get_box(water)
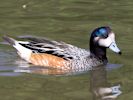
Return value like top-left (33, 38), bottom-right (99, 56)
top-left (0, 0), bottom-right (133, 100)
top-left (0, 48), bottom-right (123, 100)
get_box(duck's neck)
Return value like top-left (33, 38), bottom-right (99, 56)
top-left (90, 44), bottom-right (108, 64)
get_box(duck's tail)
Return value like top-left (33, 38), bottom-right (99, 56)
top-left (3, 35), bottom-right (32, 61)
top-left (3, 35), bottom-right (16, 46)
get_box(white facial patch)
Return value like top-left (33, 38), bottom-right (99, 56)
top-left (97, 32), bottom-right (115, 47)
top-left (98, 37), bottom-right (112, 47)
top-left (96, 32), bottom-right (121, 53)
top-left (109, 32), bottom-right (115, 42)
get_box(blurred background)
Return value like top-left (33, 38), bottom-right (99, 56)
top-left (0, 0), bottom-right (133, 100)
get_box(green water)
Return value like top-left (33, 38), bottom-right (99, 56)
top-left (0, 0), bottom-right (133, 100)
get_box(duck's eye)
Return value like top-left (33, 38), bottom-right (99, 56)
top-left (96, 28), bottom-right (108, 38)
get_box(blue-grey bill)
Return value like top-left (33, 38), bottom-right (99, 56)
top-left (109, 42), bottom-right (121, 54)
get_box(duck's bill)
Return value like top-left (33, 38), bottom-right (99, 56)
top-left (109, 42), bottom-right (122, 55)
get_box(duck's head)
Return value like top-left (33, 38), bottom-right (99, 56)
top-left (90, 26), bottom-right (121, 63)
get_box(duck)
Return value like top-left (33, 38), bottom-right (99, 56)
top-left (3, 26), bottom-right (122, 73)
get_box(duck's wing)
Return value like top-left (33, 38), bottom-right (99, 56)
top-left (18, 36), bottom-right (89, 61)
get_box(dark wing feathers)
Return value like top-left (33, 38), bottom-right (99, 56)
top-left (18, 36), bottom-right (89, 60)
top-left (19, 36), bottom-right (69, 48)
top-left (18, 36), bottom-right (75, 60)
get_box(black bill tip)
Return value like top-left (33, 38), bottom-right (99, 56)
top-left (118, 51), bottom-right (122, 55)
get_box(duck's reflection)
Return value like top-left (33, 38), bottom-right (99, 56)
top-left (90, 65), bottom-right (122, 100)
top-left (14, 60), bottom-right (122, 99)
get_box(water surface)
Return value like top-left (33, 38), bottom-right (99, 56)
top-left (0, 0), bottom-right (133, 100)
